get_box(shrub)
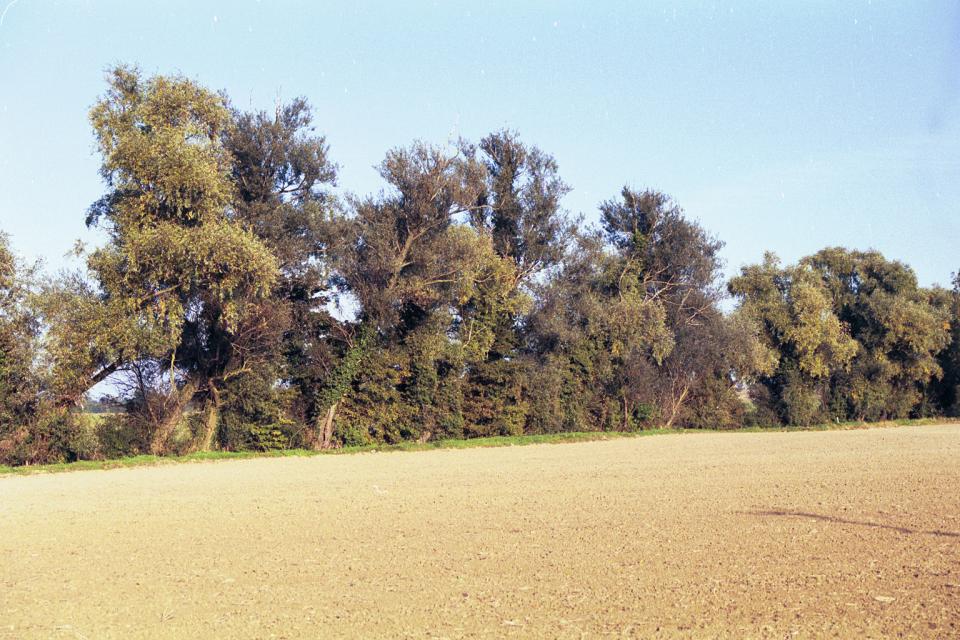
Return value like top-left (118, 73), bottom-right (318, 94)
top-left (0, 408), bottom-right (99, 465)
top-left (333, 421), bottom-right (372, 447)
top-left (95, 413), bottom-right (151, 459)
top-left (781, 379), bottom-right (825, 427)
top-left (248, 422), bottom-right (296, 451)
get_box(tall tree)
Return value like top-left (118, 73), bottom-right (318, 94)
top-left (598, 187), bottom-right (742, 427)
top-left (731, 253), bottom-right (860, 425)
top-left (0, 233), bottom-right (43, 463)
top-left (45, 66), bottom-right (278, 453)
top-left (526, 229), bottom-right (674, 433)
top-left (462, 131), bottom-right (572, 435)
top-left (197, 97), bottom-right (340, 450)
top-left (320, 142), bottom-right (495, 445)
top-left (468, 131), bottom-right (572, 285)
top-left (802, 248), bottom-right (950, 420)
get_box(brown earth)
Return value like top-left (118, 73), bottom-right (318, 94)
top-left (1, 425), bottom-right (959, 639)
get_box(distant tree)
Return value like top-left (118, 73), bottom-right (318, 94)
top-left (467, 130), bottom-right (572, 284)
top-left (599, 188), bottom-right (722, 318)
top-left (11, 63), bottom-right (960, 467)
top-left (731, 248), bottom-right (949, 425)
top-left (526, 228), bottom-right (674, 432)
top-left (802, 248), bottom-right (950, 420)
top-left (654, 308), bottom-right (775, 429)
top-left (525, 187), bottom-right (754, 432)
top-left (802, 247), bottom-right (949, 420)
top-left (598, 187), bottom-right (752, 428)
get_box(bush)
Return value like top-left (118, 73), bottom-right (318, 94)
top-left (333, 421), bottom-right (372, 447)
top-left (781, 379), bottom-right (825, 427)
top-left (248, 422), bottom-right (297, 451)
top-left (95, 413), bottom-right (151, 459)
top-left (0, 408), bottom-right (100, 466)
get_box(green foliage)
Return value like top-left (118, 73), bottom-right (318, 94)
top-left (743, 385), bottom-right (782, 428)
top-left (467, 130), bottom-right (572, 282)
top-left (730, 253), bottom-right (859, 424)
top-left (730, 254), bottom-right (857, 380)
top-left (1, 407), bottom-right (98, 466)
top-left (247, 423), bottom-right (295, 451)
top-left (333, 421), bottom-right (373, 448)
top-left (780, 372), bottom-right (826, 427)
top-left (933, 273), bottom-right (960, 415)
top-left (85, 66), bottom-right (277, 331)
top-left (523, 355), bottom-right (589, 434)
top-left (629, 403), bottom-right (656, 429)
top-left (226, 95), bottom-right (340, 448)
top-left (334, 347), bottom-right (417, 444)
top-left (462, 359), bottom-right (529, 437)
top-left (311, 324), bottom-right (371, 421)
top-left (95, 412), bottom-right (152, 459)
top-left (215, 368), bottom-right (293, 450)
top-left (0, 234), bottom-right (41, 456)
top-left (731, 249), bottom-right (950, 424)
top-left (5, 67), bottom-right (960, 467)
top-left (803, 248), bottom-right (949, 420)
top-left (40, 65), bottom-right (279, 459)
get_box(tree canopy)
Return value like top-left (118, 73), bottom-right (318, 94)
top-left (1, 66), bottom-right (957, 465)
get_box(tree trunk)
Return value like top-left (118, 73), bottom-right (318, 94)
top-left (622, 394), bottom-right (630, 431)
top-left (196, 383), bottom-right (222, 452)
top-left (149, 380), bottom-right (198, 455)
top-left (664, 383), bottom-right (690, 429)
top-left (309, 323), bottom-right (372, 450)
top-left (314, 401), bottom-right (338, 450)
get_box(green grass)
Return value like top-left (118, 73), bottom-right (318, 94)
top-left (1, 418), bottom-right (957, 477)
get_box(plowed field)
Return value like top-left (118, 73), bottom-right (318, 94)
top-left (2, 425), bottom-right (958, 638)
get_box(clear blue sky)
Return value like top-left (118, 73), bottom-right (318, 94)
top-left (1, 1), bottom-right (958, 287)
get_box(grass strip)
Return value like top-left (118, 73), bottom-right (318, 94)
top-left (1, 418), bottom-right (957, 476)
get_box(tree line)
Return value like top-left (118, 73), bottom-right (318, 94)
top-left (1, 66), bottom-right (958, 465)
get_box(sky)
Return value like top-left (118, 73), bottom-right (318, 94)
top-left (1, 0), bottom-right (958, 288)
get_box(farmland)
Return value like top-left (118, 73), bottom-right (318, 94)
top-left (2, 424), bottom-right (958, 638)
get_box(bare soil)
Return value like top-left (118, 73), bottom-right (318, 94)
top-left (1, 425), bottom-right (959, 639)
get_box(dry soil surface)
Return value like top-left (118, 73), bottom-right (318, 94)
top-left (1, 425), bottom-right (959, 639)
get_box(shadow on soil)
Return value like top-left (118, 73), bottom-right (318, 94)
top-left (743, 509), bottom-right (960, 538)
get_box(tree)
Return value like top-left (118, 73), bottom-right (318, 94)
top-left (598, 187), bottom-right (748, 428)
top-left (207, 97), bottom-right (340, 450)
top-left (653, 308), bottom-right (775, 429)
top-left (322, 142), bottom-right (507, 445)
top-left (0, 233), bottom-right (42, 462)
top-left (12, 64), bottom-right (960, 467)
top-left (45, 66), bottom-right (278, 453)
top-left (802, 248), bottom-right (950, 420)
top-left (931, 272), bottom-right (960, 415)
top-left (468, 130), bottom-right (572, 285)
top-left (525, 187), bottom-right (746, 433)
top-left (526, 229), bottom-right (674, 433)
top-left (729, 253), bottom-right (858, 425)
top-left (462, 131), bottom-right (572, 435)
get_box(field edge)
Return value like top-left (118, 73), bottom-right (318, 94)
top-left (2, 417), bottom-right (957, 477)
